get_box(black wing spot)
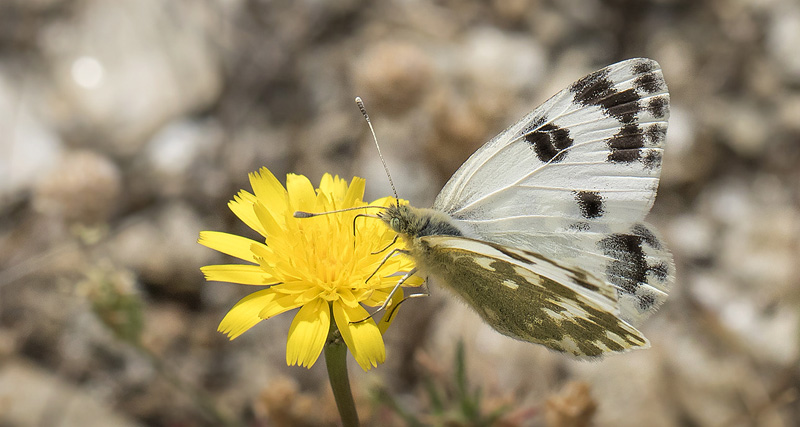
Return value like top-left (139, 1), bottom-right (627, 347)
top-left (641, 150), bottom-right (662, 170)
top-left (599, 224), bottom-right (669, 297)
top-left (529, 115), bottom-right (547, 129)
top-left (632, 61), bottom-right (662, 94)
top-left (572, 68), bottom-right (643, 123)
top-left (608, 149), bottom-right (641, 164)
top-left (599, 233), bottom-right (648, 295)
top-left (648, 97), bottom-right (668, 118)
top-left (607, 124), bottom-right (644, 163)
top-left (632, 61), bottom-right (655, 74)
top-left (574, 190), bottom-right (604, 219)
top-left (570, 69), bottom-right (615, 106)
top-left (569, 222), bottom-right (590, 231)
top-left (634, 72), bottom-right (663, 94)
top-left (638, 293), bottom-right (656, 310)
top-left (599, 89), bottom-right (640, 124)
top-left (649, 262), bottom-right (669, 282)
top-left (645, 124), bottom-right (667, 145)
top-left (524, 123), bottom-right (573, 163)
top-left (632, 224), bottom-right (662, 250)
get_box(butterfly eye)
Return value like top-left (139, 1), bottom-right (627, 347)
top-left (390, 217), bottom-right (400, 231)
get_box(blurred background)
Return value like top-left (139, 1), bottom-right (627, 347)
top-left (1, 0), bottom-right (799, 425)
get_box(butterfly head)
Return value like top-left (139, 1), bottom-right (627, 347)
top-left (378, 204), bottom-right (413, 236)
top-left (379, 204), bottom-right (464, 240)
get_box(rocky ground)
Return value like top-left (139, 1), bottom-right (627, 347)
top-left (1, 0), bottom-right (799, 426)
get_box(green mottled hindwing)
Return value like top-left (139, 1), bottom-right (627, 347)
top-left (415, 235), bottom-right (649, 356)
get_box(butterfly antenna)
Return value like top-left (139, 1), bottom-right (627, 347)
top-left (293, 205), bottom-right (386, 218)
top-left (355, 97), bottom-right (399, 205)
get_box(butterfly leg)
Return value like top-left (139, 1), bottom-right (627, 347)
top-left (411, 278), bottom-right (430, 299)
top-left (352, 213), bottom-right (381, 236)
top-left (376, 267), bottom-right (418, 312)
top-left (353, 267), bottom-right (418, 324)
top-left (381, 278), bottom-right (430, 323)
top-left (371, 234), bottom-right (399, 255)
top-left (365, 248), bottom-right (410, 283)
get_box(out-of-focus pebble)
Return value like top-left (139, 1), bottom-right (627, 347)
top-left (33, 150), bottom-right (121, 224)
top-left (354, 41), bottom-right (434, 115)
top-left (39, 0), bottom-right (222, 155)
top-left (0, 76), bottom-right (63, 199)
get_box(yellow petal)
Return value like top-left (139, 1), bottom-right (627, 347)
top-left (286, 174), bottom-right (316, 212)
top-left (286, 299), bottom-right (330, 368)
top-left (218, 289), bottom-right (276, 339)
top-left (273, 282), bottom-right (320, 294)
top-left (319, 173), bottom-right (334, 195)
top-left (314, 185), bottom-right (333, 211)
top-left (253, 201), bottom-right (284, 238)
top-left (250, 241), bottom-right (275, 263)
top-left (336, 177), bottom-right (350, 200)
top-left (300, 287), bottom-right (323, 302)
top-left (376, 270), bottom-right (424, 291)
top-left (228, 193), bottom-right (266, 237)
top-left (333, 302), bottom-right (385, 371)
top-left (319, 173), bottom-right (349, 200)
top-left (333, 175), bottom-right (350, 201)
top-left (259, 292), bottom-right (306, 319)
top-left (249, 167), bottom-right (288, 216)
top-left (198, 231), bottom-right (262, 263)
top-left (337, 288), bottom-right (360, 308)
top-left (201, 264), bottom-right (277, 285)
top-left (343, 177), bottom-right (366, 207)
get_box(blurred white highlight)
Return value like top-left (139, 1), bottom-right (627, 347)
top-left (71, 56), bottom-right (105, 89)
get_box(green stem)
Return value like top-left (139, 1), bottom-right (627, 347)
top-left (324, 320), bottom-right (360, 427)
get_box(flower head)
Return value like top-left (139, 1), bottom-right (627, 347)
top-left (198, 167), bottom-right (421, 370)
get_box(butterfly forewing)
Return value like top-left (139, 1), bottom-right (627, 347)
top-left (436, 58), bottom-right (668, 229)
top-left (418, 235), bottom-right (649, 357)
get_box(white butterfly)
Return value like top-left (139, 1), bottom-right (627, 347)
top-left (376, 58), bottom-right (674, 357)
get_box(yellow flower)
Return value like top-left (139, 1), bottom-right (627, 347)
top-left (198, 168), bottom-right (421, 370)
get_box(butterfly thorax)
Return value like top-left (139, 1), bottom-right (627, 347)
top-left (381, 205), bottom-right (463, 240)
top-left (380, 204), bottom-right (465, 277)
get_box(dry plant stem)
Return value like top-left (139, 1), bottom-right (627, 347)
top-left (325, 319), bottom-right (360, 427)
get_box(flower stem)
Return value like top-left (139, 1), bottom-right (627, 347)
top-left (325, 320), bottom-right (360, 427)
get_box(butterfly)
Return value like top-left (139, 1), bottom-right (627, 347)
top-left (375, 58), bottom-right (674, 357)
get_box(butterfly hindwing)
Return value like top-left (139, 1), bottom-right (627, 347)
top-left (417, 235), bottom-right (649, 357)
top-left (467, 221), bottom-right (674, 324)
